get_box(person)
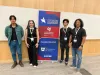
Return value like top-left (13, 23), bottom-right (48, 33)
top-left (5, 15), bottom-right (24, 69)
top-left (69, 19), bottom-right (86, 72)
top-left (25, 20), bottom-right (39, 67)
top-left (60, 19), bottom-right (72, 65)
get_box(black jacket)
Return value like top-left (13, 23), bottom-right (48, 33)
top-left (60, 27), bottom-right (72, 46)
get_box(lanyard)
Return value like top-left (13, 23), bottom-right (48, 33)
top-left (75, 28), bottom-right (80, 35)
top-left (63, 28), bottom-right (67, 34)
top-left (30, 28), bottom-right (34, 34)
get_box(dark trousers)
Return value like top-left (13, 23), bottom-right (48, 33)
top-left (28, 45), bottom-right (38, 66)
top-left (60, 44), bottom-right (69, 62)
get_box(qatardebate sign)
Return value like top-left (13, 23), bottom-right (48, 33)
top-left (38, 10), bottom-right (60, 60)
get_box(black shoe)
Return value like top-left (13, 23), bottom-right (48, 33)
top-left (11, 61), bottom-right (17, 69)
top-left (65, 62), bottom-right (68, 65)
top-left (59, 60), bottom-right (63, 63)
top-left (19, 60), bottom-right (24, 67)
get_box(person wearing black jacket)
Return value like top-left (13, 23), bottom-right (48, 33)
top-left (60, 19), bottom-right (72, 65)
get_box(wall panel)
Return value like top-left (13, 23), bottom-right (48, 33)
top-left (84, 0), bottom-right (96, 14)
top-left (64, 0), bottom-right (74, 12)
top-left (0, 40), bottom-right (100, 63)
top-left (3, 0), bottom-right (19, 6)
top-left (73, 0), bottom-right (86, 13)
top-left (94, 0), bottom-right (100, 15)
top-left (0, 0), bottom-right (3, 5)
top-left (19, 0), bottom-right (34, 8)
top-left (0, 0), bottom-right (100, 15)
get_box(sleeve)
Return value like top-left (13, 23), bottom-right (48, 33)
top-left (5, 27), bottom-right (8, 38)
top-left (82, 29), bottom-right (87, 37)
top-left (69, 28), bottom-right (72, 35)
top-left (60, 28), bottom-right (62, 38)
top-left (21, 26), bottom-right (24, 38)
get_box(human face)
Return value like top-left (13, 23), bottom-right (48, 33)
top-left (75, 20), bottom-right (81, 28)
top-left (29, 21), bottom-right (34, 28)
top-left (63, 21), bottom-right (68, 27)
top-left (10, 17), bottom-right (16, 24)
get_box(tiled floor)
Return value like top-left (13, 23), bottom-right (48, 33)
top-left (0, 56), bottom-right (100, 75)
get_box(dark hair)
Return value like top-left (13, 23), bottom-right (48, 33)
top-left (9, 15), bottom-right (16, 20)
top-left (63, 19), bottom-right (69, 23)
top-left (74, 19), bottom-right (84, 28)
top-left (26, 20), bottom-right (35, 29)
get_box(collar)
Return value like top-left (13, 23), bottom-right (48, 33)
top-left (75, 27), bottom-right (80, 30)
top-left (10, 24), bottom-right (18, 28)
top-left (30, 27), bottom-right (34, 30)
top-left (63, 26), bottom-right (68, 29)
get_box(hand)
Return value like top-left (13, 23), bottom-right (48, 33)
top-left (68, 43), bottom-right (72, 48)
top-left (35, 43), bottom-right (39, 48)
top-left (26, 43), bottom-right (29, 48)
top-left (78, 46), bottom-right (83, 50)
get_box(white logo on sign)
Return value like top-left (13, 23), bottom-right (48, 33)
top-left (41, 17), bottom-right (46, 23)
top-left (41, 47), bottom-right (46, 51)
top-left (47, 27), bottom-right (51, 32)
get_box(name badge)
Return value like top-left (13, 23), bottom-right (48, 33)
top-left (30, 38), bottom-right (34, 42)
top-left (64, 37), bottom-right (67, 41)
top-left (73, 39), bottom-right (77, 43)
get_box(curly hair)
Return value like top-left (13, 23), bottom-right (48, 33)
top-left (74, 19), bottom-right (84, 28)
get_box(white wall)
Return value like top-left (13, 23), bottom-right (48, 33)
top-left (0, 6), bottom-right (100, 40)
top-left (60, 12), bottom-right (100, 39)
top-left (0, 6), bottom-right (38, 40)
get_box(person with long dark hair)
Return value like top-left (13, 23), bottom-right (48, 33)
top-left (25, 20), bottom-right (39, 67)
top-left (69, 19), bottom-right (87, 72)
top-left (60, 19), bottom-right (72, 65)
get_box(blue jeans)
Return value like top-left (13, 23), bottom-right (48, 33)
top-left (72, 48), bottom-right (82, 69)
top-left (9, 40), bottom-right (22, 61)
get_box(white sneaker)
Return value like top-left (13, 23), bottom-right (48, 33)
top-left (30, 64), bottom-right (32, 66)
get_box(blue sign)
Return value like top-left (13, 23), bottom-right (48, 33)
top-left (38, 11), bottom-right (60, 27)
top-left (38, 10), bottom-right (60, 60)
top-left (38, 38), bottom-right (58, 60)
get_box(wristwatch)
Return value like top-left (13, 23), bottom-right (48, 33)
top-left (81, 45), bottom-right (83, 47)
